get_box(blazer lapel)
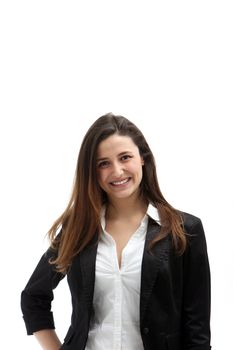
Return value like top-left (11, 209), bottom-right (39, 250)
top-left (79, 235), bottom-right (98, 312)
top-left (140, 218), bottom-right (169, 323)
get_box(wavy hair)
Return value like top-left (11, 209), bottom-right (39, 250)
top-left (48, 113), bottom-right (186, 273)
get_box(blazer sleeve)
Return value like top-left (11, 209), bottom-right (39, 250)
top-left (182, 217), bottom-right (211, 349)
top-left (20, 243), bottom-right (65, 335)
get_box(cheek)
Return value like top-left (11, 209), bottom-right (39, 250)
top-left (97, 170), bottom-right (108, 187)
top-left (128, 163), bottom-right (143, 176)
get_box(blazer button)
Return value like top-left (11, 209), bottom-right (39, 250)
top-left (143, 327), bottom-right (149, 334)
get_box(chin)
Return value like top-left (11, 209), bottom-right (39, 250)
top-left (111, 189), bottom-right (137, 200)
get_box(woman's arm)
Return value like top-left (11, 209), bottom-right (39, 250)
top-left (21, 243), bottom-right (65, 335)
top-left (182, 217), bottom-right (211, 349)
top-left (34, 329), bottom-right (62, 350)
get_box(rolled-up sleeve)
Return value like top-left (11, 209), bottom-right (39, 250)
top-left (21, 246), bottom-right (65, 335)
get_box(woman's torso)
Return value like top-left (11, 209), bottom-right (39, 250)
top-left (84, 210), bottom-right (149, 350)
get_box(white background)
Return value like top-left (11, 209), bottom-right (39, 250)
top-left (0, 1), bottom-right (232, 349)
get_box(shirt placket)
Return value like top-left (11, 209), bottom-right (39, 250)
top-left (112, 243), bottom-right (122, 350)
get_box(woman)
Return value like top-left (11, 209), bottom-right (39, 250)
top-left (21, 113), bottom-right (211, 350)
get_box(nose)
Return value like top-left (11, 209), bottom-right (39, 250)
top-left (112, 161), bottom-right (124, 177)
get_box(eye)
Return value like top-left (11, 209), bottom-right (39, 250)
top-left (121, 155), bottom-right (132, 161)
top-left (98, 160), bottom-right (109, 168)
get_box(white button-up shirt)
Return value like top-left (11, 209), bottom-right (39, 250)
top-left (85, 204), bottom-right (160, 350)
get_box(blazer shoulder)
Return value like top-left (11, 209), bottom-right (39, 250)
top-left (179, 210), bottom-right (201, 224)
top-left (177, 210), bottom-right (203, 235)
top-left (177, 211), bottom-right (209, 259)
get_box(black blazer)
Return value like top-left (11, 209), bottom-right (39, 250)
top-left (21, 212), bottom-right (211, 350)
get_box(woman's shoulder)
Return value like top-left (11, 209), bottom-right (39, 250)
top-left (175, 210), bottom-right (209, 253)
top-left (177, 209), bottom-right (204, 235)
top-left (176, 210), bottom-right (209, 262)
top-left (179, 210), bottom-right (201, 224)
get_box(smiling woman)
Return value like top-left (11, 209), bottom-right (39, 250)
top-left (21, 112), bottom-right (211, 350)
top-left (96, 134), bottom-right (144, 201)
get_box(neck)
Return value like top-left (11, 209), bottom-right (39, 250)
top-left (106, 195), bottom-right (148, 221)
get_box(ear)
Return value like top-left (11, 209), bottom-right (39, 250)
top-left (141, 157), bottom-right (144, 166)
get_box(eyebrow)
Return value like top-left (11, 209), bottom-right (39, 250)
top-left (96, 151), bottom-right (133, 162)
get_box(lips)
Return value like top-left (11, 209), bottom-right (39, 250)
top-left (110, 177), bottom-right (131, 186)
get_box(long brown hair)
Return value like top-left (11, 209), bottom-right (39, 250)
top-left (48, 113), bottom-right (186, 273)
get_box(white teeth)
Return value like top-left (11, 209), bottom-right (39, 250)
top-left (111, 178), bottom-right (129, 185)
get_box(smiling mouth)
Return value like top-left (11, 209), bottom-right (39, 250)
top-left (110, 177), bottom-right (131, 186)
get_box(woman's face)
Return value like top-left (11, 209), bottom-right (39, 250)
top-left (96, 134), bottom-right (144, 202)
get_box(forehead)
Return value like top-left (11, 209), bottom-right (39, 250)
top-left (97, 134), bottom-right (139, 157)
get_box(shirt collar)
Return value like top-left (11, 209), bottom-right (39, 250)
top-left (146, 203), bottom-right (161, 224)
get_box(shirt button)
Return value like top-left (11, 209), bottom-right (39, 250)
top-left (143, 327), bottom-right (149, 334)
